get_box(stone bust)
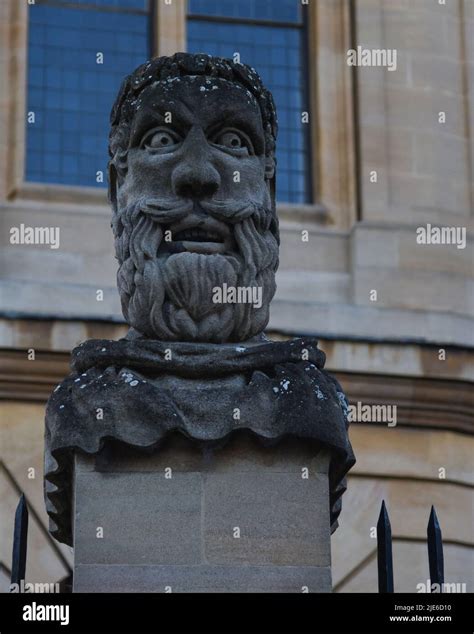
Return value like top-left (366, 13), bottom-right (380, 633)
top-left (108, 53), bottom-right (279, 343)
top-left (44, 53), bottom-right (354, 546)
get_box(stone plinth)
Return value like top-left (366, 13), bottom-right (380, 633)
top-left (72, 433), bottom-right (332, 592)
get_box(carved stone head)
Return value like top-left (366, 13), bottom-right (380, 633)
top-left (108, 53), bottom-right (279, 342)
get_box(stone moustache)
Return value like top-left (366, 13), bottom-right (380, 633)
top-left (44, 54), bottom-right (355, 546)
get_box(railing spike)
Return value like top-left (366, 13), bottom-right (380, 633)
top-left (10, 493), bottom-right (28, 589)
top-left (377, 499), bottom-right (394, 593)
top-left (427, 505), bottom-right (444, 592)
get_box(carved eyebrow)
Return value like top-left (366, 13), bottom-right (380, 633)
top-left (129, 95), bottom-right (265, 152)
top-left (206, 113), bottom-right (264, 154)
top-left (130, 110), bottom-right (164, 147)
top-left (129, 107), bottom-right (189, 147)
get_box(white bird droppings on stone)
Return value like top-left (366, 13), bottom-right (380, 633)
top-left (314, 385), bottom-right (326, 400)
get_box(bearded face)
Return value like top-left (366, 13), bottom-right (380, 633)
top-left (110, 76), bottom-right (279, 343)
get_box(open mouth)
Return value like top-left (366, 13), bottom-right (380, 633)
top-left (172, 228), bottom-right (224, 243)
top-left (157, 211), bottom-right (236, 256)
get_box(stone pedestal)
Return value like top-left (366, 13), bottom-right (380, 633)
top-left (72, 433), bottom-right (332, 592)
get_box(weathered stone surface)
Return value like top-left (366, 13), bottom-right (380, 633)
top-left (203, 469), bottom-right (330, 566)
top-left (74, 470), bottom-right (202, 566)
top-left (74, 563), bottom-right (332, 593)
top-left (46, 335), bottom-right (353, 546)
top-left (72, 440), bottom-right (333, 592)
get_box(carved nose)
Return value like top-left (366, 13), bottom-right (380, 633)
top-left (172, 163), bottom-right (221, 200)
top-left (172, 128), bottom-right (221, 200)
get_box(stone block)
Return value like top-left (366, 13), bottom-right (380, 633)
top-left (73, 470), bottom-right (202, 566)
top-left (276, 271), bottom-right (350, 304)
top-left (72, 436), bottom-right (333, 592)
top-left (203, 470), bottom-right (330, 566)
top-left (352, 267), bottom-right (471, 316)
top-left (74, 563), bottom-right (332, 593)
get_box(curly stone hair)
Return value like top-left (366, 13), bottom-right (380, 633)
top-left (108, 52), bottom-right (278, 178)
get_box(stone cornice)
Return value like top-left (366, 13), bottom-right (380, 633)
top-left (0, 348), bottom-right (471, 435)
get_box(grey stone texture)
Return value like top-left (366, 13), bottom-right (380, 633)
top-left (74, 564), bottom-right (332, 593)
top-left (46, 336), bottom-right (354, 547)
top-left (73, 435), bottom-right (332, 592)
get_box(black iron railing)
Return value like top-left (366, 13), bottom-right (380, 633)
top-left (377, 500), bottom-right (445, 593)
top-left (10, 493), bottom-right (445, 593)
top-left (10, 493), bottom-right (28, 588)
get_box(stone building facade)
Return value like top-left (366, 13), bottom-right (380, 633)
top-left (0, 0), bottom-right (472, 592)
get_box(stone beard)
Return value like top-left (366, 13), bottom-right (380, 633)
top-left (114, 196), bottom-right (278, 343)
top-left (109, 58), bottom-right (280, 343)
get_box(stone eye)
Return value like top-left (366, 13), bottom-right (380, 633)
top-left (214, 130), bottom-right (250, 151)
top-left (142, 129), bottom-right (180, 150)
top-left (218, 132), bottom-right (242, 148)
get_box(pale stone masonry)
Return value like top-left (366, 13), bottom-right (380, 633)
top-left (73, 440), bottom-right (332, 593)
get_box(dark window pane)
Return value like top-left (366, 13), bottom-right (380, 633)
top-left (26, 4), bottom-right (150, 186)
top-left (188, 0), bottom-right (301, 23)
top-left (55, 0), bottom-right (148, 9)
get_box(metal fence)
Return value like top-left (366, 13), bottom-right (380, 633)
top-left (377, 499), bottom-right (444, 593)
top-left (10, 493), bottom-right (28, 589)
top-left (10, 493), bottom-right (445, 593)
